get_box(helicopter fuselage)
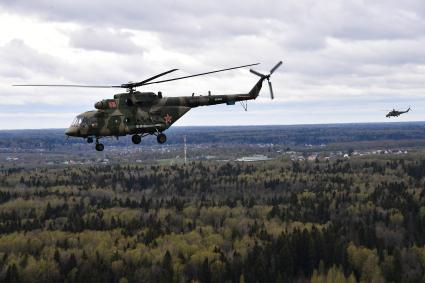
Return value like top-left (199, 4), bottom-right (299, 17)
top-left (65, 78), bottom-right (264, 139)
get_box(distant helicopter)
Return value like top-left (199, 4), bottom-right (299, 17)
top-left (385, 107), bottom-right (411, 118)
top-left (15, 61), bottom-right (282, 151)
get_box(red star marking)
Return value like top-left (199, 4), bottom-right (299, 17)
top-left (164, 114), bottom-right (172, 125)
top-left (108, 101), bottom-right (117, 108)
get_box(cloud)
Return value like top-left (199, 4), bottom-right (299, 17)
top-left (68, 28), bottom-right (142, 54)
top-left (0, 39), bottom-right (60, 79)
top-left (0, 1), bottom-right (425, 129)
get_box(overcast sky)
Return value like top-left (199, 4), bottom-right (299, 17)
top-left (0, 0), bottom-right (424, 129)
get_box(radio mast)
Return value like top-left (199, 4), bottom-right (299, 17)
top-left (184, 135), bottom-right (187, 164)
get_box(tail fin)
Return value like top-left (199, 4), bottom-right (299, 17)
top-left (248, 78), bottom-right (266, 98)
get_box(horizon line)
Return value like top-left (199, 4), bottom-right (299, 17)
top-left (0, 120), bottom-right (424, 131)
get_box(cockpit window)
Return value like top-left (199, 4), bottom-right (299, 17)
top-left (81, 117), bottom-right (89, 126)
top-left (71, 117), bottom-right (82, 126)
top-left (71, 116), bottom-right (97, 127)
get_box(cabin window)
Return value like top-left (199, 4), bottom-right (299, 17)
top-left (89, 117), bottom-right (98, 128)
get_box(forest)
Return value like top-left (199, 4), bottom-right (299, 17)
top-left (0, 152), bottom-right (424, 282)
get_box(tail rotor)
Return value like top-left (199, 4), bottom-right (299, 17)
top-left (268, 81), bottom-right (274, 100)
top-left (250, 61), bottom-right (282, 99)
top-left (270, 61), bottom-right (283, 74)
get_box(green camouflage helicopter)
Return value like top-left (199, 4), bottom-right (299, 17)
top-left (15, 61), bottom-right (282, 151)
top-left (385, 107), bottom-right (411, 118)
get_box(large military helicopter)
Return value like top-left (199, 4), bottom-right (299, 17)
top-left (15, 61), bottom-right (282, 151)
top-left (385, 107), bottom-right (411, 118)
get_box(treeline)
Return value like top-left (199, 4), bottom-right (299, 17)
top-left (1, 123), bottom-right (425, 150)
top-left (0, 155), bottom-right (424, 281)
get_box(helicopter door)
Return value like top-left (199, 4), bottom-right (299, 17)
top-left (107, 115), bottom-right (125, 136)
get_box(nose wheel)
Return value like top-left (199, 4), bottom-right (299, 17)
top-left (95, 139), bottom-right (104, 151)
top-left (131, 134), bottom-right (141, 144)
top-left (95, 143), bottom-right (104, 151)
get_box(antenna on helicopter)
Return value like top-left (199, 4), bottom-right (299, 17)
top-left (249, 61), bottom-right (282, 99)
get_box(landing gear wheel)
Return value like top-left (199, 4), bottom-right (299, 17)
top-left (95, 143), bottom-right (104, 151)
top-left (87, 137), bottom-right (94, 143)
top-left (132, 134), bottom-right (141, 144)
top-left (157, 133), bottom-right (167, 144)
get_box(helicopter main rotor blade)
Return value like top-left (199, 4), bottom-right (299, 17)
top-left (121, 68), bottom-right (178, 88)
top-left (13, 84), bottom-right (118, 88)
top-left (13, 69), bottom-right (179, 89)
top-left (270, 61), bottom-right (283, 74)
top-left (143, 63), bottom-right (260, 85)
top-left (14, 63), bottom-right (259, 89)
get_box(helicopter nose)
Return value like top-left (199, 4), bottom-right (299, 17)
top-left (65, 127), bottom-right (79, 137)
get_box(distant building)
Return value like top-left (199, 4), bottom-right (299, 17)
top-left (236, 155), bottom-right (272, 162)
top-left (307, 155), bottom-right (318, 161)
top-left (292, 156), bottom-right (305, 162)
